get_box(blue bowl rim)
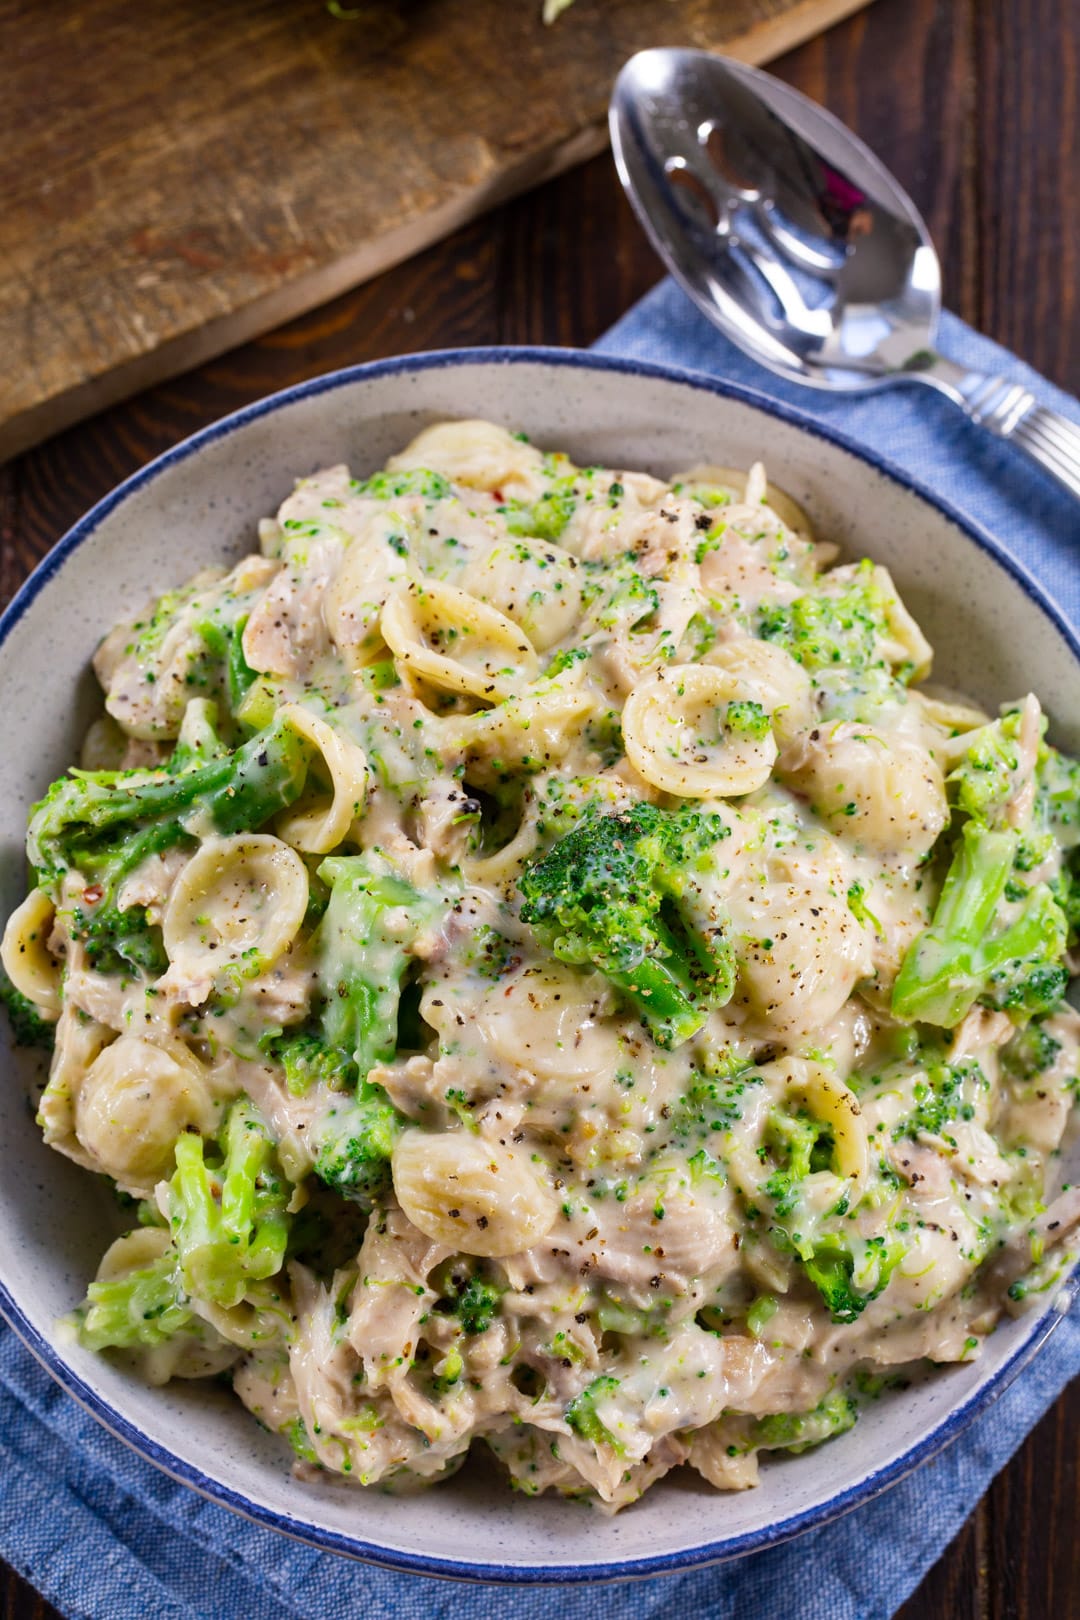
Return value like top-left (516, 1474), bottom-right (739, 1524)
top-left (0, 343), bottom-right (1077, 1585)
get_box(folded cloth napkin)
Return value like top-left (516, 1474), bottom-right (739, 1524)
top-left (1, 281), bottom-right (1078, 1620)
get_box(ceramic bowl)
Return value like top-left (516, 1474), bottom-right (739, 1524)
top-left (1, 350), bottom-right (1077, 1582)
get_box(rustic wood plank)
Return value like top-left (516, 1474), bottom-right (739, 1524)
top-left (977, 1379), bottom-right (1080, 1620)
top-left (972, 0), bottom-right (1079, 385)
top-left (0, 0), bottom-right (874, 461)
top-left (0, 1561), bottom-right (61, 1620)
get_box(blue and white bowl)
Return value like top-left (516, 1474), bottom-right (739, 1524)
top-left (0, 350), bottom-right (1076, 1581)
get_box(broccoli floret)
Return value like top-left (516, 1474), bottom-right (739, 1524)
top-left (1033, 736), bottom-right (1080, 942)
top-left (757, 562), bottom-right (898, 679)
top-left (25, 712), bottom-right (314, 981)
top-left (518, 804), bottom-right (735, 1049)
top-left (542, 646), bottom-right (590, 679)
top-left (77, 1242), bottom-right (192, 1351)
top-left (896, 705), bottom-right (1075, 1026)
top-left (267, 850), bottom-right (447, 1203)
top-left (1035, 737), bottom-right (1080, 850)
top-left (456, 1275), bottom-right (503, 1335)
top-left (311, 1083), bottom-right (406, 1208)
top-left (753, 1390), bottom-right (856, 1452)
top-left (313, 852), bottom-right (450, 1081)
top-left (762, 1108), bottom-right (832, 1216)
top-left (724, 699), bottom-right (770, 740)
top-left (69, 897), bottom-right (168, 977)
top-left (670, 1058), bottom-right (761, 1145)
top-left (752, 1097), bottom-right (904, 1324)
top-left (797, 1234), bottom-right (903, 1326)
top-left (353, 468), bottom-right (452, 502)
top-left (262, 1028), bottom-right (357, 1097)
top-left (565, 1374), bottom-right (624, 1453)
top-left (168, 1099), bottom-right (290, 1308)
top-left (1000, 1019), bottom-right (1064, 1082)
top-left (503, 474), bottom-right (578, 543)
top-left (948, 709), bottom-right (1026, 825)
top-left (894, 1055), bottom-right (985, 1140)
top-left (948, 705), bottom-right (1078, 850)
top-left (456, 923), bottom-right (517, 981)
top-left (0, 971), bottom-right (55, 1050)
top-left (581, 559), bottom-right (660, 635)
top-left (433, 1266), bottom-right (504, 1335)
top-left (892, 823), bottom-right (1067, 1027)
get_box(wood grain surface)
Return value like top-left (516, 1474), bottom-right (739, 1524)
top-left (1, 0), bottom-right (1078, 1615)
top-left (0, 0), bottom-right (873, 462)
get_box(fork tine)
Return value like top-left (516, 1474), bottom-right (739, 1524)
top-left (1019, 407), bottom-right (1080, 461)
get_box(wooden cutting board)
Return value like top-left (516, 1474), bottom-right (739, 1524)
top-left (0, 0), bottom-right (873, 461)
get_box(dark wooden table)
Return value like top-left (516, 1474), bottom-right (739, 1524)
top-left (2, 0), bottom-right (1077, 1614)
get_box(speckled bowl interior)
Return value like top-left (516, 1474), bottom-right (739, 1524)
top-left (1, 350), bottom-right (1077, 1582)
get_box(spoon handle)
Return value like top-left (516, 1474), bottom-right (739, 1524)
top-left (941, 368), bottom-right (1080, 501)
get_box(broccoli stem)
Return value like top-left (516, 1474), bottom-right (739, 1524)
top-left (607, 948), bottom-right (706, 1048)
top-left (892, 823), bottom-right (1065, 1027)
top-left (315, 854), bottom-right (444, 1081)
top-left (193, 613), bottom-right (257, 716)
top-left (169, 1100), bottom-right (290, 1308)
top-left (29, 711), bottom-right (313, 888)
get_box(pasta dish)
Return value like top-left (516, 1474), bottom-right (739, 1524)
top-left (3, 420), bottom-right (1078, 1511)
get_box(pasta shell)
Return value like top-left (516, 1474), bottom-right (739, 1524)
top-left (1, 886), bottom-right (60, 1017)
top-left (74, 1034), bottom-right (218, 1190)
top-left (392, 1129), bottom-right (557, 1258)
top-left (162, 833), bottom-right (309, 977)
top-left (622, 663), bottom-right (778, 797)
top-left (275, 704), bottom-right (369, 855)
top-left (381, 579), bottom-right (540, 704)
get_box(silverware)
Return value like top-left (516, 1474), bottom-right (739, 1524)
top-left (610, 49), bottom-right (1080, 501)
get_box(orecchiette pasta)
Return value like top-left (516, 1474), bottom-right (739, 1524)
top-left (774, 1057), bottom-right (870, 1184)
top-left (391, 1128), bottom-right (557, 1257)
top-left (9, 420), bottom-right (1078, 1519)
top-left (1, 887), bottom-right (61, 1016)
top-left (460, 536), bottom-right (584, 651)
top-left (322, 505), bottom-right (413, 667)
top-left (275, 704), bottom-right (369, 855)
top-left (162, 834), bottom-right (308, 979)
top-left (441, 679), bottom-right (595, 784)
top-left (88, 1228), bottom-right (239, 1384)
top-left (387, 419), bottom-right (546, 499)
top-left (381, 579), bottom-right (540, 703)
top-left (622, 663), bottom-right (778, 796)
top-left (777, 721), bottom-right (948, 857)
top-left (74, 1035), bottom-right (218, 1190)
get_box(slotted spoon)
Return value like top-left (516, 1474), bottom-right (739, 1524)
top-left (610, 49), bottom-right (1080, 501)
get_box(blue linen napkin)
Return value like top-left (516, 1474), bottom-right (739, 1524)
top-left (1, 281), bottom-right (1078, 1620)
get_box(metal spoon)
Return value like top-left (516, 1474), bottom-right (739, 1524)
top-left (610, 48), bottom-right (1080, 500)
